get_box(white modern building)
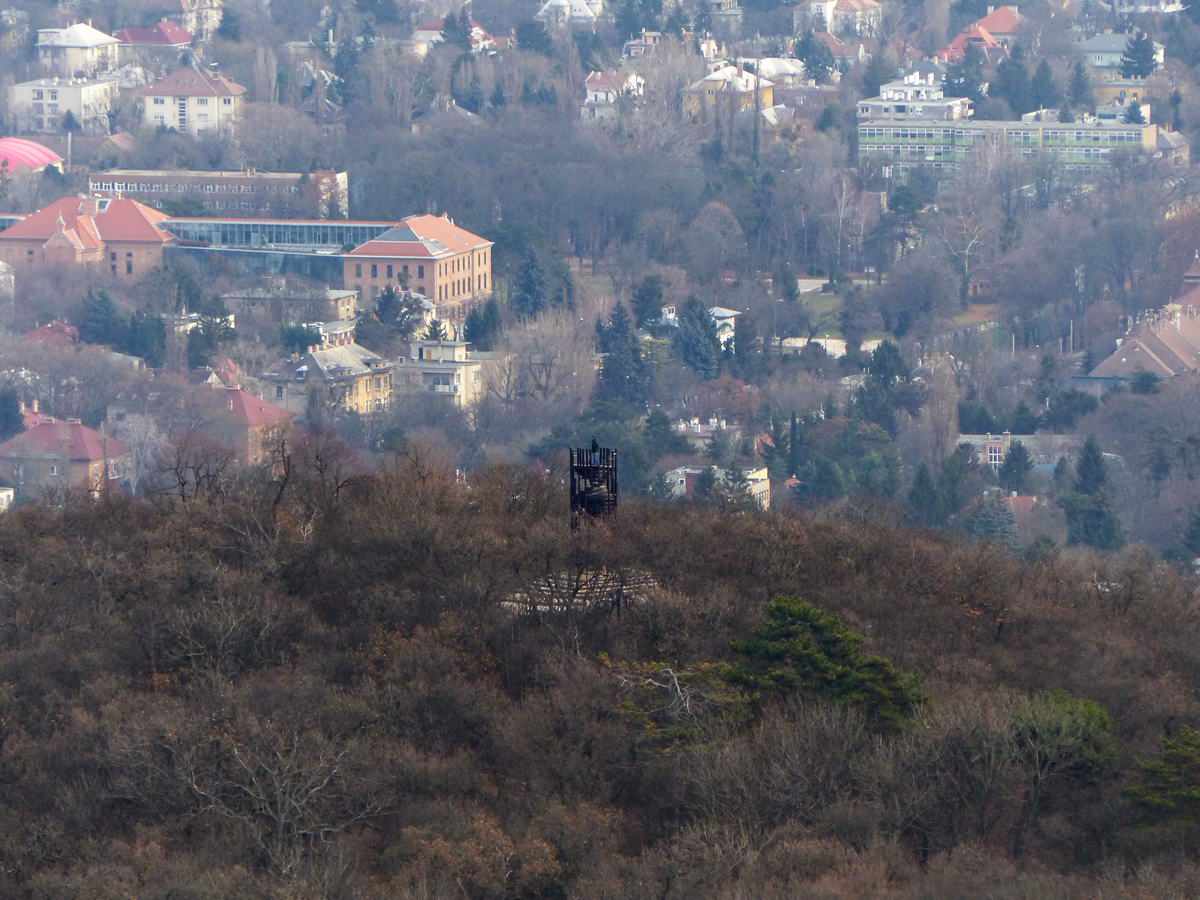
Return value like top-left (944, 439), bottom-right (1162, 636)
top-left (36, 23), bottom-right (120, 76)
top-left (10, 75), bottom-right (120, 134)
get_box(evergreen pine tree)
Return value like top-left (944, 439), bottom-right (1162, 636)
top-left (993, 45), bottom-right (1031, 115)
top-left (908, 463), bottom-right (941, 527)
top-left (722, 463), bottom-right (755, 509)
top-left (1121, 31), bottom-right (1158, 78)
top-left (1068, 61), bottom-right (1094, 112)
top-left (962, 493), bottom-right (1018, 549)
top-left (1125, 99), bottom-right (1146, 124)
top-left (672, 296), bottom-right (722, 380)
top-left (1030, 59), bottom-right (1061, 111)
top-left (644, 408), bottom-right (690, 457)
top-left (78, 288), bottom-right (124, 347)
top-left (998, 440), bottom-right (1034, 493)
top-left (945, 43), bottom-right (986, 101)
top-left (631, 275), bottom-right (664, 326)
top-left (860, 51), bottom-right (896, 98)
top-left (795, 31), bottom-right (835, 85)
top-left (1074, 435), bottom-right (1108, 495)
top-left (594, 302), bottom-right (653, 408)
top-left (693, 466), bottom-right (719, 506)
top-left (705, 427), bottom-right (732, 463)
top-left (0, 388), bottom-right (22, 441)
top-left (424, 319), bottom-right (448, 341)
top-left (1011, 400), bottom-right (1039, 434)
top-left (787, 413), bottom-right (804, 477)
top-left (510, 247), bottom-right (549, 319)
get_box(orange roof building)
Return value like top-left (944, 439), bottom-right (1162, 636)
top-left (938, 24), bottom-right (1007, 62)
top-left (135, 66), bottom-right (246, 136)
top-left (974, 5), bottom-right (1022, 42)
top-left (0, 416), bottom-right (128, 496)
top-left (343, 213), bottom-right (493, 313)
top-left (0, 195), bottom-right (173, 278)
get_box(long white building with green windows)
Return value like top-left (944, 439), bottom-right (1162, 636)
top-left (857, 117), bottom-right (1158, 173)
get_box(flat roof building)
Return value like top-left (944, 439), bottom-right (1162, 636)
top-left (858, 117), bottom-right (1157, 172)
top-left (89, 168), bottom-right (349, 218)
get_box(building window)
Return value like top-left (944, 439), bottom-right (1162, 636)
top-left (49, 464), bottom-right (59, 476)
top-left (370, 264), bottom-right (377, 278)
top-left (276, 386), bottom-right (284, 399)
top-left (418, 265), bottom-right (424, 279)
top-left (386, 264), bottom-right (393, 278)
top-left (197, 97), bottom-right (209, 105)
top-left (355, 263), bottom-right (362, 277)
top-left (988, 445), bottom-right (1003, 467)
top-left (223, 98), bottom-right (232, 105)
top-left (126, 260), bottom-right (133, 274)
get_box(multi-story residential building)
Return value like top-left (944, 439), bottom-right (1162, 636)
top-left (135, 66), bottom-right (246, 136)
top-left (857, 117), bottom-right (1157, 172)
top-left (0, 413), bottom-right (128, 497)
top-left (88, 168), bottom-right (349, 218)
top-left (263, 341), bottom-right (396, 419)
top-left (856, 72), bottom-right (973, 120)
top-left (536, 0), bottom-right (605, 29)
top-left (221, 281), bottom-right (359, 324)
top-left (580, 70), bottom-right (646, 120)
top-left (683, 66), bottom-right (775, 120)
top-left (0, 195), bottom-right (174, 278)
top-left (36, 23), bottom-right (120, 76)
top-left (793, 0), bottom-right (881, 37)
top-left (213, 387), bottom-right (293, 466)
top-left (395, 339), bottom-right (483, 407)
top-left (1077, 33), bottom-right (1163, 75)
top-left (937, 24), bottom-right (1007, 63)
top-left (343, 214), bottom-right (493, 313)
top-left (10, 76), bottom-right (120, 134)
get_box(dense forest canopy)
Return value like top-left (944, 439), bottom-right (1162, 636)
top-left (0, 455), bottom-right (1197, 896)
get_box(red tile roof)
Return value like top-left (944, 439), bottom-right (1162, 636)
top-left (0, 419), bottom-right (126, 462)
top-left (21, 321), bottom-right (80, 345)
top-left (975, 5), bottom-right (1021, 33)
top-left (220, 388), bottom-right (293, 427)
top-left (136, 66), bottom-right (246, 98)
top-left (347, 213), bottom-right (492, 259)
top-left (116, 21), bottom-right (193, 46)
top-left (939, 24), bottom-right (1003, 61)
top-left (0, 196), bottom-right (173, 245)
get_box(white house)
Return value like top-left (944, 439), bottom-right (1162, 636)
top-left (580, 70), bottom-right (646, 120)
top-left (660, 304), bottom-right (742, 344)
top-left (856, 70), bottom-right (973, 120)
top-left (10, 75), bottom-right (120, 134)
top-left (537, 0), bottom-right (604, 29)
top-left (793, 0), bottom-right (882, 37)
top-left (134, 66), bottom-right (246, 136)
top-left (36, 23), bottom-right (120, 76)
top-left (1076, 33), bottom-right (1164, 74)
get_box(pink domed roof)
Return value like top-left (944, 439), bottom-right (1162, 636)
top-left (0, 138), bottom-right (63, 174)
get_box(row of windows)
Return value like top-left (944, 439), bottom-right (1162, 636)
top-left (862, 127), bottom-right (1143, 146)
top-left (151, 96), bottom-right (233, 105)
top-left (93, 181), bottom-right (300, 195)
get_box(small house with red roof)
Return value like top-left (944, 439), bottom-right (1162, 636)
top-left (0, 195), bottom-right (174, 278)
top-left (938, 24), bottom-right (1008, 63)
top-left (116, 21), bottom-right (193, 49)
top-left (0, 416), bottom-right (128, 496)
top-left (135, 66), bottom-right (246, 136)
top-left (210, 386), bottom-right (293, 466)
top-left (21, 321), bottom-right (80, 346)
top-left (343, 213), bottom-right (493, 313)
top-left (974, 5), bottom-right (1022, 43)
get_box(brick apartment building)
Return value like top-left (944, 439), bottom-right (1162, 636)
top-left (89, 168), bottom-right (350, 218)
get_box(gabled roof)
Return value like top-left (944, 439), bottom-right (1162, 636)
top-left (36, 23), bottom-right (119, 48)
top-left (267, 342), bottom-right (392, 381)
top-left (939, 24), bottom-right (1004, 61)
top-left (1077, 33), bottom-right (1138, 53)
top-left (116, 21), bottom-right (193, 46)
top-left (688, 65), bottom-right (775, 92)
top-left (221, 387), bottom-right (293, 426)
top-left (347, 214), bottom-right (492, 259)
top-left (0, 419), bottom-right (126, 462)
top-left (136, 66), bottom-right (247, 98)
top-left (0, 196), bottom-right (173, 245)
top-left (975, 5), bottom-right (1021, 33)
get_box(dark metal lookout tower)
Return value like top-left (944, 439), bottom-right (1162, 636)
top-left (569, 439), bottom-right (618, 528)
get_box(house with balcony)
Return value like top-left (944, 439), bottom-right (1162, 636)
top-left (395, 339), bottom-right (483, 407)
top-left (580, 70), bottom-right (646, 120)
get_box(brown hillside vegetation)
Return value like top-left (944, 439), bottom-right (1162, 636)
top-left (2, 450), bottom-right (1200, 897)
